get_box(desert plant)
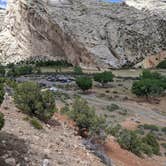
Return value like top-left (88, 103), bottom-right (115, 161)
top-left (106, 103), bottom-right (119, 112)
top-left (142, 133), bottom-right (160, 155)
top-left (141, 124), bottom-right (159, 132)
top-left (118, 130), bottom-right (143, 156)
top-left (69, 97), bottom-right (106, 138)
top-left (14, 82), bottom-right (56, 122)
top-left (30, 118), bottom-right (43, 130)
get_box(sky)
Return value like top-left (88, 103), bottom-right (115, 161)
top-left (0, 0), bottom-right (123, 9)
top-left (0, 0), bottom-right (7, 9)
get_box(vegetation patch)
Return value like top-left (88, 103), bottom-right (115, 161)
top-left (14, 81), bottom-right (56, 122)
top-left (106, 103), bottom-right (119, 112)
top-left (132, 70), bottom-right (166, 100)
top-left (30, 118), bottom-right (43, 130)
top-left (0, 112), bottom-right (4, 130)
top-left (157, 60), bottom-right (166, 69)
top-left (76, 76), bottom-right (92, 92)
top-left (106, 124), bottom-right (160, 157)
top-left (61, 97), bottom-right (107, 139)
top-left (94, 71), bottom-right (114, 87)
top-left (140, 124), bottom-right (159, 132)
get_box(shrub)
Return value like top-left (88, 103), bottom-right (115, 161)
top-left (74, 66), bottom-right (83, 75)
top-left (0, 112), bottom-right (4, 130)
top-left (68, 97), bottom-right (106, 138)
top-left (106, 103), bottom-right (119, 112)
top-left (14, 82), bottom-right (56, 122)
top-left (161, 143), bottom-right (166, 149)
top-left (142, 124), bottom-right (159, 132)
top-left (141, 143), bottom-right (153, 156)
top-left (157, 60), bottom-right (166, 69)
top-left (118, 130), bottom-right (143, 156)
top-left (30, 118), bottom-right (43, 130)
top-left (94, 71), bottom-right (114, 86)
top-left (0, 83), bottom-right (4, 105)
top-left (142, 133), bottom-right (160, 155)
top-left (76, 76), bottom-right (92, 92)
top-left (161, 127), bottom-right (166, 134)
top-left (106, 124), bottom-right (122, 137)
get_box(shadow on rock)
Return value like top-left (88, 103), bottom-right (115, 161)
top-left (0, 131), bottom-right (31, 166)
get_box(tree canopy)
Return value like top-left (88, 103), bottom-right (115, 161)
top-left (76, 76), bottom-right (92, 92)
top-left (94, 71), bottom-right (114, 86)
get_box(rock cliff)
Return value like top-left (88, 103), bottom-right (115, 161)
top-left (0, 9), bottom-right (5, 31)
top-left (0, 0), bottom-right (166, 69)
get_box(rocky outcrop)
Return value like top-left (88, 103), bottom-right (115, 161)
top-left (126, 0), bottom-right (166, 14)
top-left (0, 9), bottom-right (5, 31)
top-left (0, 0), bottom-right (166, 69)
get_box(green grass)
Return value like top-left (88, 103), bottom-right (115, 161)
top-left (30, 118), bottom-right (43, 130)
top-left (140, 124), bottom-right (159, 132)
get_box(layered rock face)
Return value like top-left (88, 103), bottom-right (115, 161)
top-left (126, 0), bottom-right (166, 13)
top-left (0, 9), bottom-right (5, 31)
top-left (0, 0), bottom-right (166, 69)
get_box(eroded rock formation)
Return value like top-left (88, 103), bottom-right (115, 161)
top-left (0, 0), bottom-right (166, 69)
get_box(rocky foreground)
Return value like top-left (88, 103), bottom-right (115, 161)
top-left (0, 94), bottom-right (104, 166)
top-left (0, 0), bottom-right (166, 68)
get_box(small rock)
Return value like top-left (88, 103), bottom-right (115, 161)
top-left (5, 158), bottom-right (16, 165)
top-left (42, 159), bottom-right (50, 166)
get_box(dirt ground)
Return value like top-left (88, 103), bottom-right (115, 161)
top-left (0, 95), bottom-right (104, 166)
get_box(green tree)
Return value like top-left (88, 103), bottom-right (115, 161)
top-left (7, 65), bottom-right (33, 77)
top-left (14, 82), bottom-right (56, 122)
top-left (76, 76), bottom-right (92, 92)
top-left (94, 71), bottom-right (114, 86)
top-left (132, 79), bottom-right (164, 100)
top-left (140, 69), bottom-right (162, 80)
top-left (74, 66), bottom-right (83, 75)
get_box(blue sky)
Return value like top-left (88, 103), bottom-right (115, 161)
top-left (0, 0), bottom-right (123, 9)
top-left (0, 0), bottom-right (7, 9)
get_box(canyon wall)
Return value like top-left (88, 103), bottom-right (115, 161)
top-left (0, 0), bottom-right (166, 69)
